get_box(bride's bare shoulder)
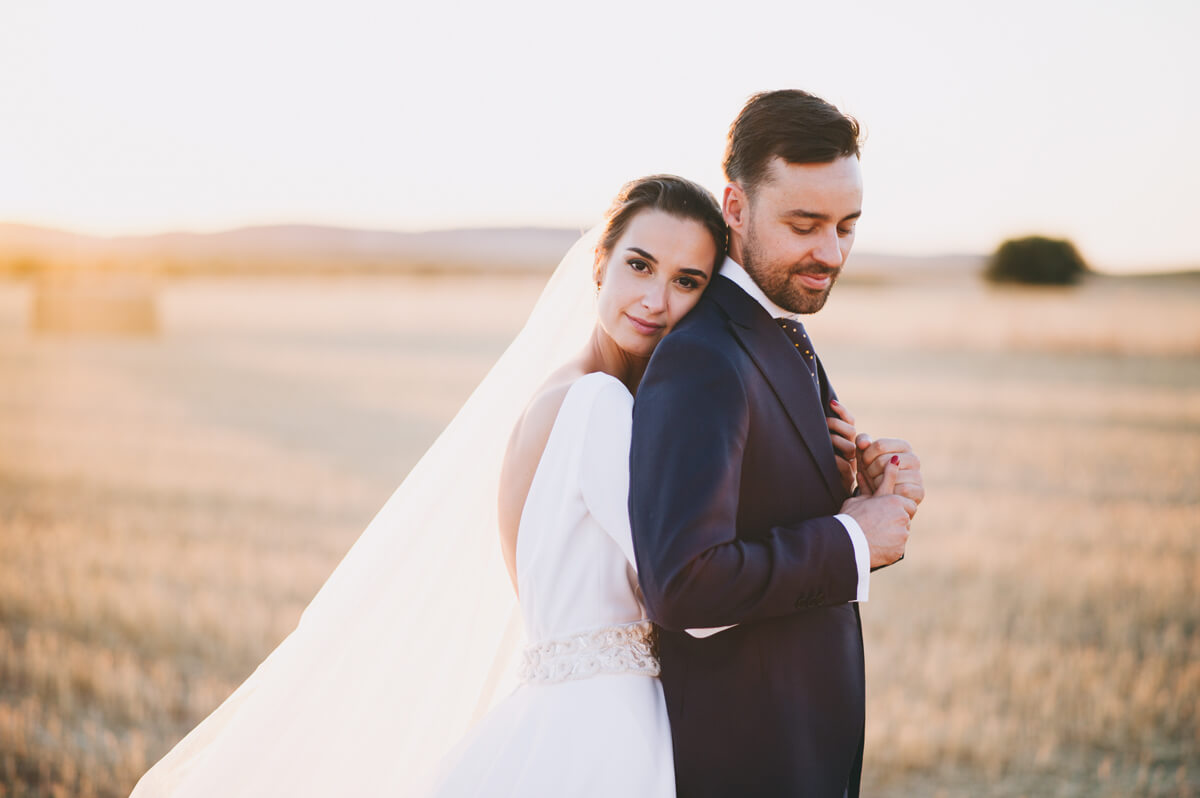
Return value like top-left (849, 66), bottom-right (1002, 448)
top-left (498, 364), bottom-right (588, 591)
top-left (509, 365), bottom-right (589, 459)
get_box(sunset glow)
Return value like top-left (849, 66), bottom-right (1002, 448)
top-left (1, 0), bottom-right (1197, 272)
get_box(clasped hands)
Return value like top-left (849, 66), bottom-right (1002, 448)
top-left (827, 399), bottom-right (924, 569)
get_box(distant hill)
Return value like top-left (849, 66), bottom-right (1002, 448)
top-left (0, 223), bottom-right (587, 277)
top-left (0, 222), bottom-right (990, 280)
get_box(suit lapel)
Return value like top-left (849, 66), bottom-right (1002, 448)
top-left (708, 276), bottom-right (845, 503)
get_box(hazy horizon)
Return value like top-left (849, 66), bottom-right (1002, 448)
top-left (5, 219), bottom-right (1198, 278)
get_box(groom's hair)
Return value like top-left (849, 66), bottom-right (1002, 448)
top-left (724, 90), bottom-right (862, 197)
top-left (599, 175), bottom-right (727, 271)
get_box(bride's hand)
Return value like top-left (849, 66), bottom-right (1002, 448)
top-left (857, 436), bottom-right (924, 515)
top-left (827, 399), bottom-right (858, 495)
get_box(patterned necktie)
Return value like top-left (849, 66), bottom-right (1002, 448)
top-left (775, 317), bottom-right (820, 389)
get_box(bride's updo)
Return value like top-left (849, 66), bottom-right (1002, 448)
top-left (597, 175), bottom-right (727, 272)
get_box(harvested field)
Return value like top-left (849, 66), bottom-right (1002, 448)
top-left (0, 270), bottom-right (1197, 797)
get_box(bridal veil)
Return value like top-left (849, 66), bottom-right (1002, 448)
top-left (131, 229), bottom-right (600, 796)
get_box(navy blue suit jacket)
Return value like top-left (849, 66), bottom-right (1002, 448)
top-left (630, 275), bottom-right (865, 797)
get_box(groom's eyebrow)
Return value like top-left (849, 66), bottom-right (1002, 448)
top-left (783, 209), bottom-right (863, 222)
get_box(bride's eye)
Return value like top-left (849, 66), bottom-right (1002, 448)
top-left (675, 276), bottom-right (698, 290)
top-left (628, 258), bottom-right (650, 273)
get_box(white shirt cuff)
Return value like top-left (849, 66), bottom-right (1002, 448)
top-left (835, 513), bottom-right (870, 603)
top-left (685, 625), bottom-right (736, 638)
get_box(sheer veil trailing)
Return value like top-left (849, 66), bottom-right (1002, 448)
top-left (131, 229), bottom-right (601, 797)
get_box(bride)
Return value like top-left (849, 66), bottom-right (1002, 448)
top-left (130, 175), bottom-right (728, 796)
top-left (430, 175), bottom-right (725, 796)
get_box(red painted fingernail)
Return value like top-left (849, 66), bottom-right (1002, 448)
top-left (831, 399), bottom-right (840, 406)
top-left (891, 455), bottom-right (900, 465)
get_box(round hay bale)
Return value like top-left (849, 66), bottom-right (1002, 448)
top-left (33, 271), bottom-right (160, 335)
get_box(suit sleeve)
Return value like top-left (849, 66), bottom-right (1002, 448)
top-left (629, 332), bottom-right (859, 631)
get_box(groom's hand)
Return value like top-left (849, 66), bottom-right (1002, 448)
top-left (856, 435), bottom-right (925, 514)
top-left (840, 459), bottom-right (914, 569)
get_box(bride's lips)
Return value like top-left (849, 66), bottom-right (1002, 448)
top-left (625, 313), bottom-right (665, 335)
top-left (796, 272), bottom-right (833, 291)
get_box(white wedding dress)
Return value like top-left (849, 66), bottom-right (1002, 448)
top-left (430, 372), bottom-right (674, 797)
top-left (130, 230), bottom-right (675, 797)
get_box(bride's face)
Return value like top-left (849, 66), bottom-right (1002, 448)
top-left (594, 209), bottom-right (717, 359)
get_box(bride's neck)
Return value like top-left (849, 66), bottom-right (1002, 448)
top-left (578, 326), bottom-right (648, 394)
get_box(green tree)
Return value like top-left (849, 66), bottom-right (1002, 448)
top-left (985, 236), bottom-right (1088, 285)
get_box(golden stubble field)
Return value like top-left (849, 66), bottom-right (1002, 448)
top-left (0, 270), bottom-right (1197, 797)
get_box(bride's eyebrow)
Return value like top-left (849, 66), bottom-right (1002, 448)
top-left (626, 247), bottom-right (657, 263)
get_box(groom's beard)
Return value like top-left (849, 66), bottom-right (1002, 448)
top-left (742, 222), bottom-right (841, 316)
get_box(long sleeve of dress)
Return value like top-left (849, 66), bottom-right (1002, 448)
top-left (579, 377), bottom-right (639, 572)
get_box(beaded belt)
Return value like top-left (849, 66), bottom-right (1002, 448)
top-left (518, 619), bottom-right (660, 684)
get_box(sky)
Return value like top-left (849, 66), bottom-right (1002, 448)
top-left (1, 0), bottom-right (1197, 272)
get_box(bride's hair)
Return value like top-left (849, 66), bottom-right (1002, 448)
top-left (598, 175), bottom-right (727, 271)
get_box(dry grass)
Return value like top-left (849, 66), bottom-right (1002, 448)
top-left (0, 271), bottom-right (1197, 797)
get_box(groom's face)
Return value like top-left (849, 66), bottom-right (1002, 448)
top-left (728, 155), bottom-right (863, 315)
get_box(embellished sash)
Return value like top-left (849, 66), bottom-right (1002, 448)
top-left (518, 620), bottom-right (659, 684)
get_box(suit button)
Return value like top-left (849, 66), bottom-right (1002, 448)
top-left (795, 593), bottom-right (817, 609)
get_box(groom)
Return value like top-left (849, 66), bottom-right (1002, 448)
top-left (629, 90), bottom-right (925, 797)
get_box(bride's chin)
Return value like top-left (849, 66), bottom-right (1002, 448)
top-left (617, 335), bottom-right (658, 360)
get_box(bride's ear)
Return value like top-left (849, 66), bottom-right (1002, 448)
top-left (592, 248), bottom-right (607, 289)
